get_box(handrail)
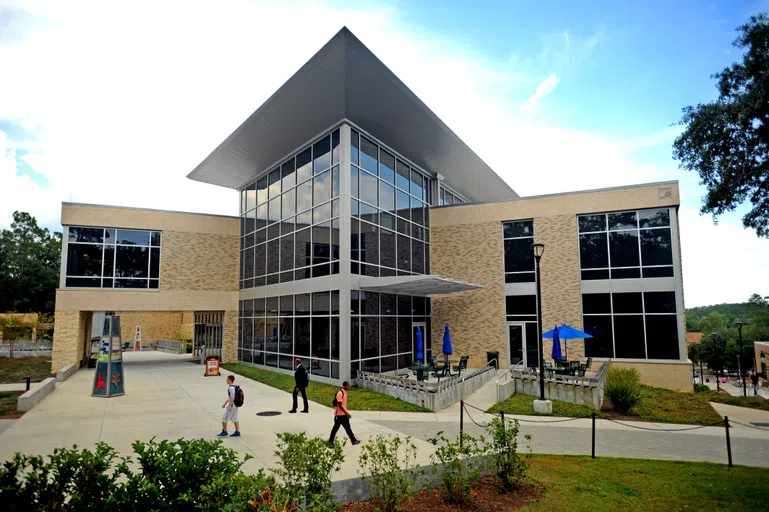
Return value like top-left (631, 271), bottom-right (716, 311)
top-left (496, 359), bottom-right (525, 385)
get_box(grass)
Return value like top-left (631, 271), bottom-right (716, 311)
top-left (0, 391), bottom-right (23, 418)
top-left (488, 392), bottom-right (608, 419)
top-left (221, 363), bottom-right (429, 412)
top-left (523, 455), bottom-right (768, 511)
top-left (697, 389), bottom-right (769, 412)
top-left (0, 356), bottom-right (52, 384)
top-left (627, 385), bottom-right (724, 425)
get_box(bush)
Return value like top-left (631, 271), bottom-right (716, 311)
top-left (358, 435), bottom-right (420, 512)
top-left (426, 431), bottom-right (487, 506)
top-left (604, 367), bottom-right (642, 414)
top-left (0, 438), bottom-right (281, 511)
top-left (694, 383), bottom-right (710, 393)
top-left (274, 432), bottom-right (345, 512)
top-left (486, 416), bottom-right (530, 493)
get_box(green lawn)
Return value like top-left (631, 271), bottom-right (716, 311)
top-left (221, 363), bottom-right (429, 412)
top-left (0, 356), bottom-right (52, 384)
top-left (698, 389), bottom-right (769, 412)
top-left (0, 391), bottom-right (22, 417)
top-left (524, 455), bottom-right (768, 511)
top-left (488, 392), bottom-right (608, 419)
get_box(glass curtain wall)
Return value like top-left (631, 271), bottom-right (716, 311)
top-left (503, 220), bottom-right (534, 283)
top-left (350, 129), bottom-right (431, 277)
top-left (240, 129), bottom-right (341, 288)
top-left (350, 290), bottom-right (431, 378)
top-left (439, 185), bottom-right (467, 206)
top-left (578, 208), bottom-right (674, 280)
top-left (65, 227), bottom-right (161, 289)
top-left (505, 295), bottom-right (538, 368)
top-left (238, 291), bottom-right (340, 379)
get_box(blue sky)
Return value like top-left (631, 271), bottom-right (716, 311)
top-left (0, 0), bottom-right (767, 306)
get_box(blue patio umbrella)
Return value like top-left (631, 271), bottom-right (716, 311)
top-left (551, 325), bottom-right (563, 361)
top-left (542, 324), bottom-right (592, 360)
top-left (415, 327), bottom-right (424, 363)
top-left (442, 325), bottom-right (453, 362)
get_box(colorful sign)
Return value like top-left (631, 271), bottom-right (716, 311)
top-left (205, 356), bottom-right (220, 377)
top-left (92, 316), bottom-right (126, 398)
top-left (134, 325), bottom-right (141, 351)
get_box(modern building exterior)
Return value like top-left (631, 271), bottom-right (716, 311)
top-left (51, 27), bottom-right (692, 391)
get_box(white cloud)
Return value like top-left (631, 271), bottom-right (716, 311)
top-left (0, 0), bottom-right (767, 307)
top-left (519, 73), bottom-right (559, 118)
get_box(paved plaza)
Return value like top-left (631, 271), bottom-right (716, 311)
top-left (1, 351), bottom-right (768, 478)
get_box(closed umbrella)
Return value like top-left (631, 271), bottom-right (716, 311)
top-left (542, 324), bottom-right (592, 361)
top-left (551, 325), bottom-right (563, 361)
top-left (415, 327), bottom-right (424, 363)
top-left (442, 325), bottom-right (453, 363)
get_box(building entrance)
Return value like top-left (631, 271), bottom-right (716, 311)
top-left (194, 311), bottom-right (223, 363)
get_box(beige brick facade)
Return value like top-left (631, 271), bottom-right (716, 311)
top-left (52, 204), bottom-right (239, 372)
top-left (431, 182), bottom-right (688, 390)
top-left (52, 311), bottom-right (92, 372)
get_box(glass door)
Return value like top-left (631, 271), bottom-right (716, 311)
top-left (507, 322), bottom-right (525, 368)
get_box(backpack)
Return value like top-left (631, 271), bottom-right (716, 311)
top-left (233, 385), bottom-right (244, 407)
top-left (331, 389), bottom-right (344, 408)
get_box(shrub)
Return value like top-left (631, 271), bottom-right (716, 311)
top-left (486, 416), bottom-right (530, 493)
top-left (426, 431), bottom-right (487, 506)
top-left (274, 432), bottom-right (345, 512)
top-left (604, 367), bottom-right (642, 414)
top-left (358, 435), bottom-right (420, 512)
top-left (694, 383), bottom-right (710, 393)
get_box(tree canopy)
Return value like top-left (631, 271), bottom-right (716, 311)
top-left (0, 212), bottom-right (61, 313)
top-left (673, 13), bottom-right (769, 237)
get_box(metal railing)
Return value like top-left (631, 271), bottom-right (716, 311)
top-left (359, 365), bottom-right (495, 394)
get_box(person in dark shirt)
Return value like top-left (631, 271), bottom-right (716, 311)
top-left (750, 371), bottom-right (761, 396)
top-left (289, 358), bottom-right (309, 413)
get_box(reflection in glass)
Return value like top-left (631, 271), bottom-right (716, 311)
top-left (268, 168), bottom-right (281, 199)
top-left (608, 212), bottom-right (637, 231)
top-left (608, 230), bottom-right (639, 267)
top-left (579, 233), bottom-right (608, 269)
top-left (67, 244), bottom-right (103, 276)
top-left (639, 208), bottom-right (670, 228)
top-left (297, 147), bottom-right (312, 183)
top-left (578, 214), bottom-right (605, 233)
top-left (313, 136), bottom-right (330, 174)
top-left (360, 136), bottom-right (378, 175)
top-left (380, 150), bottom-right (395, 184)
top-left (640, 229), bottom-right (673, 266)
top-left (115, 246), bottom-right (148, 278)
top-left (360, 170), bottom-right (378, 206)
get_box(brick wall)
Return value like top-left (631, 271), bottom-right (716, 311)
top-left (113, 311), bottom-right (188, 343)
top-left (612, 361), bottom-right (692, 392)
top-left (52, 311), bottom-right (91, 372)
top-left (161, 231), bottom-right (239, 292)
top-left (430, 221), bottom-right (506, 368)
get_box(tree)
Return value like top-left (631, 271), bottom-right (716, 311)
top-left (699, 311), bottom-right (728, 334)
top-left (686, 315), bottom-right (701, 332)
top-left (700, 331), bottom-right (728, 377)
top-left (0, 212), bottom-right (61, 313)
top-left (673, 14), bottom-right (769, 237)
top-left (688, 342), bottom-right (701, 364)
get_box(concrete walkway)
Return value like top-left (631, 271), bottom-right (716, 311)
top-left (0, 382), bottom-right (42, 392)
top-left (1, 352), bottom-right (767, 476)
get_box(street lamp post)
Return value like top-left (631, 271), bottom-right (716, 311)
top-left (736, 321), bottom-right (746, 397)
top-left (533, 243), bottom-right (546, 401)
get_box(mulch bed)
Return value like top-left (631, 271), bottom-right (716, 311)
top-left (339, 475), bottom-right (541, 512)
top-left (0, 391), bottom-right (24, 419)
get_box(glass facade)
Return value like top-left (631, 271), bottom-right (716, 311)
top-left (239, 129), bottom-right (341, 288)
top-left (350, 129), bottom-right (431, 277)
top-left (65, 227), bottom-right (161, 289)
top-left (350, 290), bottom-right (431, 379)
top-left (238, 292), bottom-right (341, 378)
top-left (582, 291), bottom-right (679, 360)
top-left (502, 220), bottom-right (534, 283)
top-left (505, 295), bottom-right (539, 368)
top-left (439, 185), bottom-right (467, 206)
top-left (578, 208), bottom-right (674, 280)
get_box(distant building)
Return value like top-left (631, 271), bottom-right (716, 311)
top-left (51, 28), bottom-right (691, 391)
top-left (686, 332), bottom-right (704, 344)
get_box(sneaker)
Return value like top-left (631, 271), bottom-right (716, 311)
top-left (288, 410), bottom-right (297, 414)
top-left (352, 440), bottom-right (361, 446)
top-left (216, 430), bottom-right (228, 437)
top-left (230, 431), bottom-right (241, 437)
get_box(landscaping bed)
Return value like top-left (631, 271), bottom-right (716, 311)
top-left (222, 362), bottom-right (429, 412)
top-left (340, 474), bottom-right (541, 512)
top-left (0, 391), bottom-right (23, 419)
top-left (0, 356), bottom-right (53, 384)
top-left (488, 392), bottom-right (608, 419)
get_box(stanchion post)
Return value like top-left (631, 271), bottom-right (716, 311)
top-left (724, 416), bottom-right (732, 467)
top-left (591, 411), bottom-right (596, 459)
top-left (25, 376), bottom-right (31, 391)
top-left (460, 400), bottom-right (464, 449)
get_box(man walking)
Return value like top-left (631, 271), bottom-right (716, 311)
top-left (750, 370), bottom-right (760, 396)
top-left (218, 375), bottom-right (240, 437)
top-left (289, 358), bottom-right (309, 413)
top-left (328, 381), bottom-right (360, 446)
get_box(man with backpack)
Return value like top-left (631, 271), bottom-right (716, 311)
top-left (328, 381), bottom-right (360, 446)
top-left (289, 358), bottom-right (309, 413)
top-left (218, 374), bottom-right (243, 437)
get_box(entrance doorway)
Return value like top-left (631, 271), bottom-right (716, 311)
top-left (194, 311), bottom-right (223, 363)
top-left (507, 322), bottom-right (538, 368)
top-left (413, 322), bottom-right (426, 363)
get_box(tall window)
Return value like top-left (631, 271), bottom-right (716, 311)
top-left (238, 291), bottom-right (340, 378)
top-left (350, 129), bottom-right (431, 277)
top-left (65, 227), bottom-right (161, 289)
top-left (578, 208), bottom-right (674, 280)
top-left (502, 220), bottom-right (534, 283)
top-left (582, 291), bottom-right (679, 360)
top-left (350, 290), bottom-right (431, 378)
top-left (240, 129), bottom-right (341, 289)
top-left (439, 186), bottom-right (466, 206)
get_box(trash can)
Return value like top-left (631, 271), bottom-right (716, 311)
top-left (487, 351), bottom-right (499, 369)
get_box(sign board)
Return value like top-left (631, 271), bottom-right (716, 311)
top-left (92, 316), bottom-right (125, 397)
top-left (205, 356), bottom-right (220, 377)
top-left (134, 325), bottom-right (141, 351)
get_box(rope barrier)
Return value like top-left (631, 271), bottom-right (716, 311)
top-left (462, 404), bottom-right (491, 428)
top-left (729, 419), bottom-right (769, 431)
top-left (604, 418), bottom-right (725, 432)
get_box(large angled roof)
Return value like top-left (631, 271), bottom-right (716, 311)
top-left (187, 27), bottom-right (518, 203)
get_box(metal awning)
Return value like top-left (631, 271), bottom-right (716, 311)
top-left (358, 275), bottom-right (484, 296)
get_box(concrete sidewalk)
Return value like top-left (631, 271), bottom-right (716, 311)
top-left (0, 382), bottom-right (42, 392)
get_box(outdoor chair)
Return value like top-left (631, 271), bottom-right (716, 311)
top-left (432, 360), bottom-right (449, 379)
top-left (452, 356), bottom-right (469, 377)
top-left (122, 341), bottom-right (130, 352)
top-left (428, 356), bottom-right (438, 370)
top-left (578, 357), bottom-right (592, 375)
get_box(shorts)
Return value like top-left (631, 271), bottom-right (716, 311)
top-left (222, 405), bottom-right (239, 422)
